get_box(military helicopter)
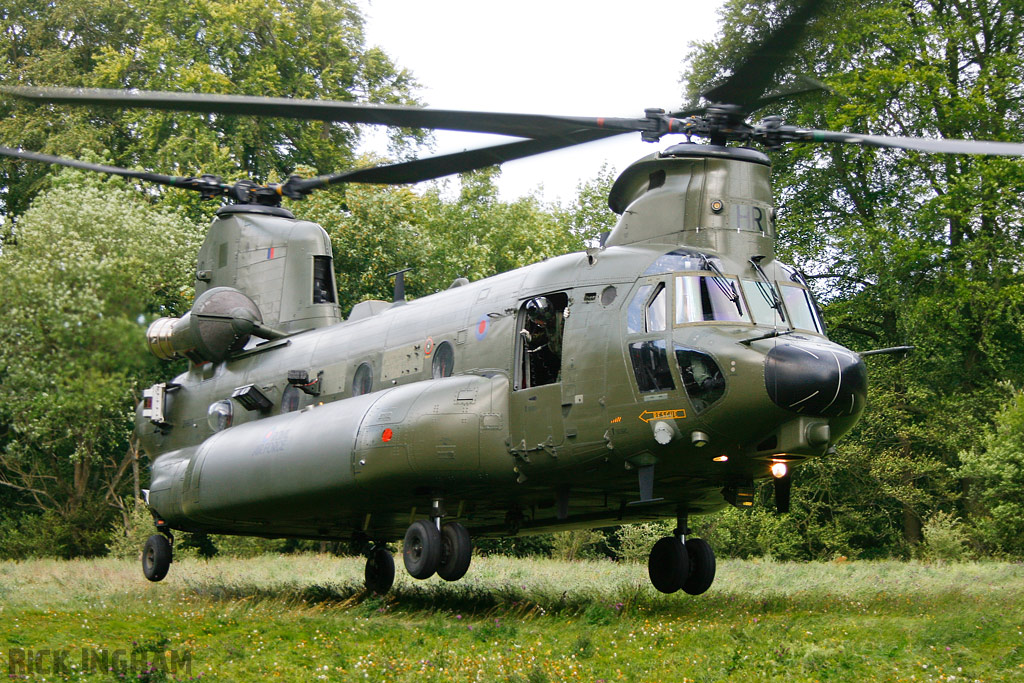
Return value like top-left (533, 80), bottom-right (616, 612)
top-left (3, 0), bottom-right (1024, 597)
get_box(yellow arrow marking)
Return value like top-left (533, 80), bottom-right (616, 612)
top-left (638, 409), bottom-right (686, 423)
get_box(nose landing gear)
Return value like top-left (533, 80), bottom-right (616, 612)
top-left (142, 531), bottom-right (173, 582)
top-left (364, 544), bottom-right (396, 594)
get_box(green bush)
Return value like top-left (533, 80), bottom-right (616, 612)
top-left (549, 529), bottom-right (606, 561)
top-left (919, 510), bottom-right (969, 562)
top-left (0, 503), bottom-right (113, 559)
top-left (105, 499), bottom-right (156, 560)
top-left (613, 521), bottom-right (674, 563)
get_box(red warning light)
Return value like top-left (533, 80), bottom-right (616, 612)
top-left (382, 428), bottom-right (393, 442)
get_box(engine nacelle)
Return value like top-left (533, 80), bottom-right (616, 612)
top-left (146, 287), bottom-right (263, 363)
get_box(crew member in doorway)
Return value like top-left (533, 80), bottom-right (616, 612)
top-left (521, 296), bottom-right (562, 386)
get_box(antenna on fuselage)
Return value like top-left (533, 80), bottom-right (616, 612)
top-left (387, 267), bottom-right (413, 304)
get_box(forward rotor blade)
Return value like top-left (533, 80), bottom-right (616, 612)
top-left (288, 129), bottom-right (624, 194)
top-left (0, 146), bottom-right (228, 193)
top-left (1, 86), bottom-right (649, 139)
top-left (700, 0), bottom-right (830, 111)
top-left (798, 129), bottom-right (1024, 156)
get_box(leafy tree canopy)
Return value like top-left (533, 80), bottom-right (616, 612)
top-left (0, 0), bottom-right (421, 218)
top-left (0, 165), bottom-right (200, 556)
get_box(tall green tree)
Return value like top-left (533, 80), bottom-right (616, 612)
top-left (960, 388), bottom-right (1024, 557)
top-left (0, 166), bottom-right (200, 556)
top-left (685, 0), bottom-right (1024, 552)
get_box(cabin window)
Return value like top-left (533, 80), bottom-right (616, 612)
top-left (629, 339), bottom-right (675, 393)
top-left (675, 346), bottom-right (726, 414)
top-left (675, 275), bottom-right (750, 324)
top-left (516, 293), bottom-right (568, 389)
top-left (352, 362), bottom-right (373, 396)
top-left (207, 400), bottom-right (233, 432)
top-left (432, 341), bottom-right (455, 378)
top-left (312, 255), bottom-right (336, 304)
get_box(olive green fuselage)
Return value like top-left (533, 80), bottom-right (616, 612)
top-left (138, 146), bottom-right (865, 542)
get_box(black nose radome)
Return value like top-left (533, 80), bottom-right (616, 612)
top-left (764, 343), bottom-right (867, 417)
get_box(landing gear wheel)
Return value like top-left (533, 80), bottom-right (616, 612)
top-left (364, 545), bottom-right (395, 594)
top-left (682, 537), bottom-right (716, 595)
top-left (437, 522), bottom-right (472, 582)
top-left (403, 519), bottom-right (441, 579)
top-left (142, 534), bottom-right (172, 582)
top-left (648, 536), bottom-right (689, 594)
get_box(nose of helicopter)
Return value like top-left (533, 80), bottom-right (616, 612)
top-left (764, 342), bottom-right (867, 417)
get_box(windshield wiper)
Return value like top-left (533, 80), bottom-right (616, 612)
top-left (739, 328), bottom-right (794, 346)
top-left (749, 255), bottom-right (786, 322)
top-left (701, 255), bottom-right (742, 315)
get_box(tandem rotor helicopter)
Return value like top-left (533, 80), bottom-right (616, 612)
top-left (3, 0), bottom-right (1024, 596)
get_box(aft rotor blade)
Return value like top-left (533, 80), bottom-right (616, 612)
top-left (0, 146), bottom-right (228, 194)
top-left (746, 76), bottom-right (830, 112)
top-left (287, 129), bottom-right (623, 194)
top-left (700, 0), bottom-right (830, 111)
top-left (1, 86), bottom-right (652, 139)
top-left (797, 129), bottom-right (1024, 156)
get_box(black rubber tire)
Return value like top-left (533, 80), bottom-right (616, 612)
top-left (437, 522), bottom-right (472, 582)
top-left (142, 534), bottom-right (172, 582)
top-left (403, 519), bottom-right (441, 580)
top-left (648, 536), bottom-right (689, 594)
top-left (364, 545), bottom-right (395, 594)
top-left (682, 537), bottom-right (716, 595)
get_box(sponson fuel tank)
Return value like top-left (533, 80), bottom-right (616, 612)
top-left (148, 374), bottom-right (509, 529)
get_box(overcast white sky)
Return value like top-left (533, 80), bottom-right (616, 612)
top-left (360, 0), bottom-right (725, 204)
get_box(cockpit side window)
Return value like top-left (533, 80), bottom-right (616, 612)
top-left (675, 346), bottom-right (726, 413)
top-left (626, 284), bottom-right (652, 334)
top-left (647, 284), bottom-right (667, 332)
top-left (629, 340), bottom-right (675, 392)
top-left (627, 283), bottom-right (667, 334)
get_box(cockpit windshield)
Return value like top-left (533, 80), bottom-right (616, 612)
top-left (637, 250), bottom-right (826, 333)
top-left (741, 279), bottom-right (784, 326)
top-left (675, 275), bottom-right (750, 324)
top-left (780, 285), bottom-right (824, 333)
top-left (779, 265), bottom-right (826, 334)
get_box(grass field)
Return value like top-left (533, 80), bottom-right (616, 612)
top-left (1, 554), bottom-right (1022, 682)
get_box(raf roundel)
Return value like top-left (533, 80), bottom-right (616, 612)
top-left (475, 315), bottom-right (489, 341)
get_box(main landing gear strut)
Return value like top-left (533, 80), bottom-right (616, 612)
top-left (402, 498), bottom-right (473, 582)
top-left (364, 497), bottom-right (474, 593)
top-left (647, 513), bottom-right (716, 595)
